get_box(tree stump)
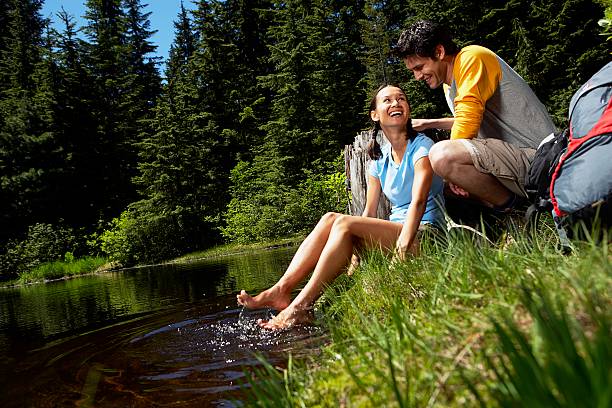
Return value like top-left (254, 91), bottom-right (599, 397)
top-left (344, 130), bottom-right (391, 218)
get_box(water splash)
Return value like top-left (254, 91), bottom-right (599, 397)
top-left (129, 305), bottom-right (326, 377)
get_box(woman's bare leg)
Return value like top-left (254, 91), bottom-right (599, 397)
top-left (237, 212), bottom-right (343, 311)
top-left (259, 215), bottom-right (406, 330)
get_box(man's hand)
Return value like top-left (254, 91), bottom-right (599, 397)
top-left (448, 182), bottom-right (469, 198)
top-left (411, 118), bottom-right (428, 131)
top-left (411, 117), bottom-right (455, 131)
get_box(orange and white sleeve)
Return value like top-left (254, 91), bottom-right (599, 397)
top-left (450, 47), bottom-right (501, 139)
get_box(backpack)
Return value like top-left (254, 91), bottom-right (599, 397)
top-left (525, 129), bottom-right (569, 214)
top-left (525, 61), bottom-right (612, 251)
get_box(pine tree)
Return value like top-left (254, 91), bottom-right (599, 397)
top-left (122, 0), bottom-right (161, 113)
top-left (312, 0), bottom-right (367, 148)
top-left (131, 1), bottom-right (229, 257)
top-left (82, 0), bottom-right (160, 220)
top-left (165, 1), bottom-right (196, 89)
top-left (259, 0), bottom-right (367, 177)
top-left (129, 0), bottom-right (279, 256)
top-left (0, 0), bottom-right (13, 90)
top-left (220, 0), bottom-right (275, 159)
top-left (50, 9), bottom-right (100, 228)
top-left (360, 0), bottom-right (448, 120)
top-left (82, 0), bottom-right (130, 219)
top-left (0, 0), bottom-right (58, 243)
top-left (479, 0), bottom-right (608, 125)
top-left (359, 0), bottom-right (395, 92)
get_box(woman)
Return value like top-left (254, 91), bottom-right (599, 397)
top-left (237, 84), bottom-right (445, 330)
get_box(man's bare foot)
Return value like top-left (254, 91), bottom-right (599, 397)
top-left (236, 286), bottom-right (291, 311)
top-left (257, 306), bottom-right (313, 330)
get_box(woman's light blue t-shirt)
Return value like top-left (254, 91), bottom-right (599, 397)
top-left (368, 133), bottom-right (445, 227)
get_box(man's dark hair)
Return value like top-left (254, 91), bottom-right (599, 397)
top-left (394, 20), bottom-right (459, 59)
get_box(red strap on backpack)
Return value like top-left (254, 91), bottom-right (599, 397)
top-left (549, 97), bottom-right (612, 217)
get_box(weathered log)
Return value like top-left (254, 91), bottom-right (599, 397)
top-left (344, 130), bottom-right (391, 218)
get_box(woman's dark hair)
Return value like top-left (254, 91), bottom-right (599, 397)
top-left (367, 83), bottom-right (417, 160)
top-left (393, 20), bottom-right (459, 60)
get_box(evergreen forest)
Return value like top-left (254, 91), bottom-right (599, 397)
top-left (0, 0), bottom-right (609, 280)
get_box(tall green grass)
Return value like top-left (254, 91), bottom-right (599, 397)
top-left (244, 219), bottom-right (611, 406)
top-left (17, 256), bottom-right (108, 284)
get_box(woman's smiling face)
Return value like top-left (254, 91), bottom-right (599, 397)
top-left (370, 86), bottom-right (411, 127)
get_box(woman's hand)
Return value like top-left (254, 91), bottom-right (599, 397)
top-left (391, 155), bottom-right (433, 266)
top-left (391, 236), bottom-right (410, 264)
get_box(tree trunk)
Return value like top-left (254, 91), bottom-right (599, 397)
top-left (344, 130), bottom-right (391, 218)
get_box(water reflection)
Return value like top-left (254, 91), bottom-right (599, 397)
top-left (0, 246), bottom-right (327, 406)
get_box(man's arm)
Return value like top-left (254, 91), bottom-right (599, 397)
top-left (451, 47), bottom-right (501, 139)
top-left (412, 117), bottom-right (454, 131)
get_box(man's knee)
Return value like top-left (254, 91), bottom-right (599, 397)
top-left (429, 141), bottom-right (454, 177)
top-left (429, 140), bottom-right (470, 177)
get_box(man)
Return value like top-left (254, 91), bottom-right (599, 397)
top-left (395, 20), bottom-right (556, 211)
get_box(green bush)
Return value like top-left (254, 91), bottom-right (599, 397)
top-left (285, 169), bottom-right (349, 229)
top-left (97, 210), bottom-right (139, 265)
top-left (599, 0), bottom-right (612, 45)
top-left (221, 153), bottom-right (293, 243)
top-left (222, 153), bottom-right (348, 244)
top-left (0, 223), bottom-right (77, 279)
top-left (96, 202), bottom-right (216, 266)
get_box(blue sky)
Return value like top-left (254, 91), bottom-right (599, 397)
top-left (41, 1), bottom-right (196, 62)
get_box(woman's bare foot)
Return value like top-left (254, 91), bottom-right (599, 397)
top-left (236, 286), bottom-right (291, 311)
top-left (347, 253), bottom-right (360, 276)
top-left (257, 306), bottom-right (313, 330)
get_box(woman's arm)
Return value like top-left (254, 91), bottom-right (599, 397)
top-left (348, 175), bottom-right (382, 275)
top-left (394, 156), bottom-right (434, 259)
top-left (411, 117), bottom-right (455, 131)
top-left (362, 175), bottom-right (382, 218)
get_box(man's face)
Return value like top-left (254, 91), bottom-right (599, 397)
top-left (403, 55), bottom-right (445, 89)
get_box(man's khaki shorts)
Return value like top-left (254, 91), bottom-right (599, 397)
top-left (458, 138), bottom-right (535, 198)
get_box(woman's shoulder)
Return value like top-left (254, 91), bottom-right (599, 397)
top-left (411, 133), bottom-right (435, 150)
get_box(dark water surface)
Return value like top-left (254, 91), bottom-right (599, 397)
top-left (0, 247), bottom-right (327, 407)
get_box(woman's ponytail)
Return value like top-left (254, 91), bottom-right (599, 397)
top-left (407, 117), bottom-right (417, 140)
top-left (367, 121), bottom-right (383, 160)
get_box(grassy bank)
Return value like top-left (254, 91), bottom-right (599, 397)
top-left (171, 235), bottom-right (304, 263)
top-left (3, 235), bottom-right (305, 287)
top-left (14, 256), bottom-right (109, 285)
top-left (246, 219), bottom-right (611, 406)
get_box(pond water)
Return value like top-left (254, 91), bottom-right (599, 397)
top-left (0, 246), bottom-right (327, 407)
